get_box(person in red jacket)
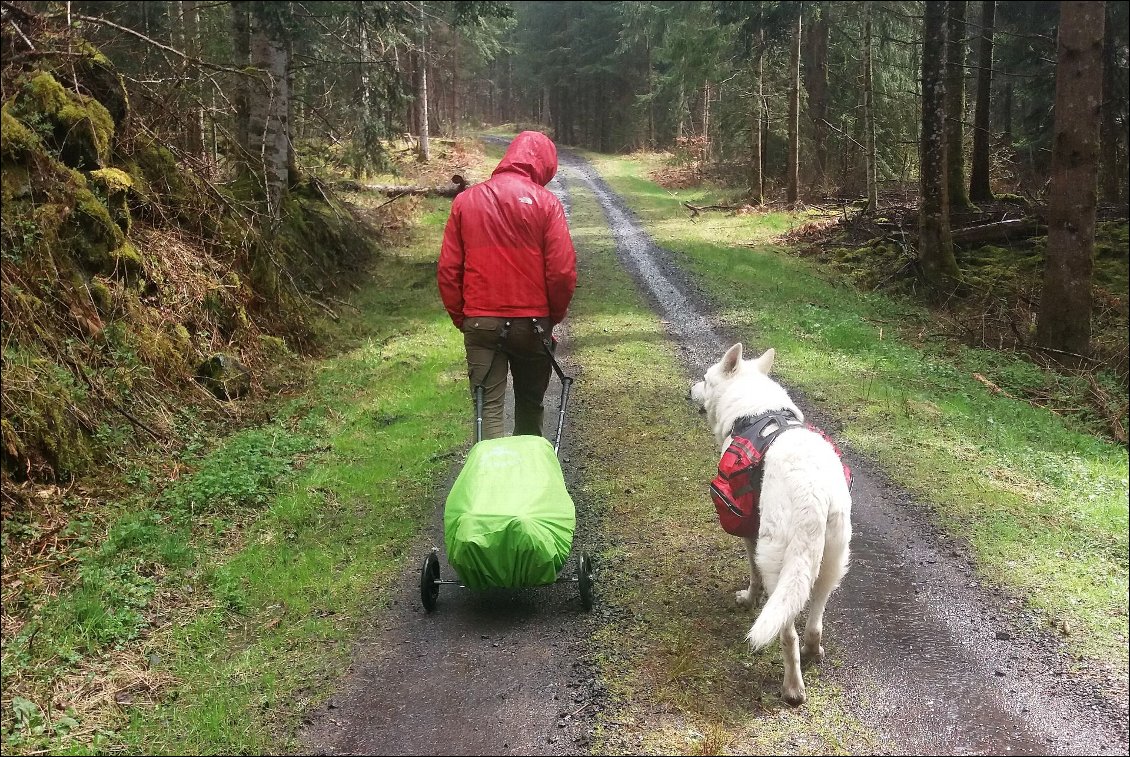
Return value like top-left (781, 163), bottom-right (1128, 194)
top-left (437, 131), bottom-right (577, 440)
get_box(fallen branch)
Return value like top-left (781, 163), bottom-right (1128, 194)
top-left (951, 218), bottom-right (1045, 246)
top-left (683, 200), bottom-right (743, 219)
top-left (1085, 373), bottom-right (1128, 444)
top-left (973, 372), bottom-right (1014, 399)
top-left (335, 174), bottom-right (469, 199)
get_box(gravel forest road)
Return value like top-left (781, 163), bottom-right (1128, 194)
top-left (299, 141), bottom-right (1129, 756)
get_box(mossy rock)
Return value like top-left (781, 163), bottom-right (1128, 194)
top-left (256, 334), bottom-right (289, 359)
top-left (233, 305), bottom-right (250, 331)
top-left (73, 41), bottom-right (130, 127)
top-left (10, 71), bottom-right (114, 170)
top-left (0, 348), bottom-right (94, 477)
top-left (65, 183), bottom-right (124, 271)
top-left (194, 353), bottom-right (251, 400)
top-left (136, 322), bottom-right (189, 378)
top-left (88, 278), bottom-right (113, 311)
top-left (89, 168), bottom-right (133, 233)
top-left (134, 141), bottom-right (190, 203)
top-left (1, 105), bottom-right (41, 162)
top-left (110, 241), bottom-right (146, 277)
top-left (1, 163), bottom-right (33, 204)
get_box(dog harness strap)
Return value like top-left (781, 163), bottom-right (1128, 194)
top-left (711, 409), bottom-right (852, 539)
top-left (730, 409), bottom-right (804, 456)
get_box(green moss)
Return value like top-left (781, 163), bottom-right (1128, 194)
top-left (256, 334), bottom-right (289, 359)
top-left (1, 163), bottom-right (33, 205)
top-left (134, 141), bottom-right (190, 201)
top-left (89, 167), bottom-right (133, 192)
top-left (111, 241), bottom-right (145, 276)
top-left (202, 289), bottom-right (225, 317)
top-left (120, 159), bottom-right (152, 198)
top-left (1095, 221), bottom-right (1129, 260)
top-left (1, 105), bottom-right (41, 160)
top-left (136, 322), bottom-right (188, 378)
top-left (73, 41), bottom-right (130, 125)
top-left (90, 168), bottom-right (133, 233)
top-left (994, 193), bottom-right (1029, 207)
top-left (12, 71), bottom-right (114, 170)
top-left (89, 278), bottom-right (113, 311)
top-left (233, 305), bottom-right (250, 331)
top-left (67, 184), bottom-right (123, 271)
top-left (170, 323), bottom-right (193, 350)
top-left (0, 347), bottom-right (94, 475)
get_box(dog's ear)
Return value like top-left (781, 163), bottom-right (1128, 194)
top-left (720, 343), bottom-right (743, 376)
top-left (752, 347), bottom-right (775, 375)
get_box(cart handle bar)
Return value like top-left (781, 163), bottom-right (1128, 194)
top-left (471, 319), bottom-right (575, 455)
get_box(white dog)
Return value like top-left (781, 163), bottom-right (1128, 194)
top-left (690, 343), bottom-right (852, 706)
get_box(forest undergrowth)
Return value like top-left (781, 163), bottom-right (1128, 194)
top-left (0, 17), bottom-right (486, 751)
top-left (643, 149), bottom-right (1130, 448)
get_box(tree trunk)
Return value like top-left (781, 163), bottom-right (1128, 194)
top-left (969, 0), bottom-right (995, 202)
top-left (946, 0), bottom-right (972, 210)
top-left (451, 42), bottom-right (460, 136)
top-left (1002, 81), bottom-right (1013, 142)
top-left (702, 80), bottom-right (711, 162)
top-left (750, 24), bottom-right (764, 203)
top-left (179, 1), bottom-right (204, 160)
top-left (919, 1), bottom-right (960, 285)
top-left (248, 3), bottom-right (289, 218)
top-left (355, 3), bottom-right (372, 180)
top-left (285, 14), bottom-right (298, 183)
top-left (676, 79), bottom-right (685, 140)
top-left (786, 6), bottom-right (801, 206)
top-left (231, 1), bottom-right (251, 158)
top-left (1099, 2), bottom-right (1122, 204)
top-left (1036, 1), bottom-right (1104, 355)
top-left (863, 2), bottom-right (879, 211)
top-left (416, 1), bottom-right (430, 162)
top-left (647, 32), bottom-right (655, 148)
top-left (805, 2), bottom-right (829, 191)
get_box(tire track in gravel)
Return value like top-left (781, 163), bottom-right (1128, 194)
top-left (298, 168), bottom-right (602, 756)
top-left (554, 147), bottom-right (1128, 756)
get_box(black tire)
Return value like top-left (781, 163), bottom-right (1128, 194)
top-left (578, 553), bottom-right (593, 612)
top-left (421, 552), bottom-right (440, 612)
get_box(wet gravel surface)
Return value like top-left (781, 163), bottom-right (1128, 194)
top-left (299, 141), bottom-right (1128, 756)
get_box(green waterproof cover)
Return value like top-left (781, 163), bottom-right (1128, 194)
top-left (444, 435), bottom-right (576, 589)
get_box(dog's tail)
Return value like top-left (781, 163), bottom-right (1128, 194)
top-left (745, 527), bottom-right (825, 651)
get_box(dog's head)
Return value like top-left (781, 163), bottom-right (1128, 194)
top-left (690, 343), bottom-right (777, 436)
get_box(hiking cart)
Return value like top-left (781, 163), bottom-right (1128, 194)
top-left (419, 321), bottom-right (594, 613)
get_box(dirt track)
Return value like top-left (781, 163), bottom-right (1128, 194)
top-left (299, 142), bottom-right (1129, 756)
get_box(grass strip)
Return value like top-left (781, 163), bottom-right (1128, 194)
top-left (565, 176), bottom-right (876, 755)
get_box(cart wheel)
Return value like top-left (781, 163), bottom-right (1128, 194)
top-left (421, 551), bottom-right (440, 612)
top-left (578, 553), bottom-right (594, 612)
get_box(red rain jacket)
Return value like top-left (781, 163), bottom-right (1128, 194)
top-left (437, 131), bottom-right (577, 330)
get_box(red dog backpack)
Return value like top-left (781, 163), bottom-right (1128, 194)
top-left (709, 416), bottom-right (852, 539)
top-left (710, 435), bottom-right (765, 538)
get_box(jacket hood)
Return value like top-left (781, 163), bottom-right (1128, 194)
top-left (491, 131), bottom-right (558, 186)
